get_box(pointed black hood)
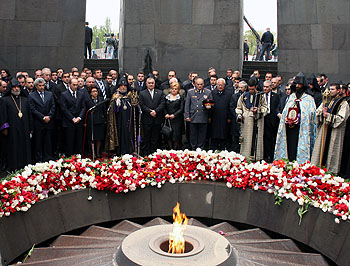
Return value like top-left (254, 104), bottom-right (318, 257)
top-left (306, 73), bottom-right (321, 92)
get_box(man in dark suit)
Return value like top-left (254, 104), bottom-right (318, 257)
top-left (211, 79), bottom-right (232, 150)
top-left (85, 22), bottom-right (93, 59)
top-left (183, 72), bottom-right (198, 93)
top-left (42, 68), bottom-right (56, 91)
top-left (94, 69), bottom-right (110, 100)
top-left (225, 69), bottom-right (234, 88)
top-left (204, 67), bottom-right (216, 88)
top-left (205, 75), bottom-right (218, 91)
top-left (139, 77), bottom-right (165, 155)
top-left (52, 72), bottom-right (70, 156)
top-left (259, 27), bottom-right (274, 61)
top-left (244, 39), bottom-right (249, 61)
top-left (160, 70), bottom-right (179, 90)
top-left (22, 77), bottom-right (34, 96)
top-left (152, 70), bottom-right (162, 90)
top-left (28, 78), bottom-right (55, 162)
top-left (252, 70), bottom-right (264, 91)
top-left (60, 78), bottom-right (86, 156)
top-left (230, 81), bottom-right (247, 152)
top-left (263, 80), bottom-right (280, 162)
top-left (134, 71), bottom-right (146, 92)
top-left (105, 74), bottom-right (117, 95)
top-left (277, 83), bottom-right (292, 118)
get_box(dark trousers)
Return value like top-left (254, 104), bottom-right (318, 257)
top-left (264, 117), bottom-right (278, 163)
top-left (141, 123), bottom-right (161, 156)
top-left (85, 43), bottom-right (92, 59)
top-left (0, 134), bottom-right (7, 169)
top-left (33, 127), bottom-right (53, 162)
top-left (190, 123), bottom-right (207, 150)
top-left (211, 138), bottom-right (229, 151)
top-left (263, 133), bottom-right (276, 163)
top-left (232, 135), bottom-right (240, 153)
top-left (259, 42), bottom-right (272, 61)
top-left (244, 51), bottom-right (249, 61)
top-left (64, 123), bottom-right (83, 157)
top-left (185, 121), bottom-right (191, 149)
top-left (53, 119), bottom-right (64, 155)
top-left (286, 125), bottom-right (300, 162)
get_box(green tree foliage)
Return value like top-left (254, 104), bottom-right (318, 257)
top-left (243, 30), bottom-right (262, 56)
top-left (91, 17), bottom-right (118, 50)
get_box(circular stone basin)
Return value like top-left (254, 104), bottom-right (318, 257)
top-left (115, 224), bottom-right (237, 266)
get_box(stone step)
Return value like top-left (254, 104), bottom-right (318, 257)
top-left (242, 61), bottom-right (278, 80)
top-left (225, 228), bottom-right (271, 241)
top-left (111, 220), bottom-right (144, 232)
top-left (237, 257), bottom-right (267, 266)
top-left (51, 235), bottom-right (122, 248)
top-left (209, 222), bottom-right (238, 234)
top-left (231, 239), bottom-right (300, 252)
top-left (24, 246), bottom-right (115, 263)
top-left (19, 252), bottom-right (113, 266)
top-left (144, 217), bottom-right (171, 227)
top-left (237, 249), bottom-right (329, 266)
top-left (83, 59), bottom-right (119, 77)
top-left (80, 225), bottom-right (129, 238)
top-left (187, 218), bottom-right (207, 228)
top-left (70, 254), bottom-right (114, 266)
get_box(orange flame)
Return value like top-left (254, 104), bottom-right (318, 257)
top-left (168, 202), bottom-right (188, 254)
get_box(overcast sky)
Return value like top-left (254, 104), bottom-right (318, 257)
top-left (86, 0), bottom-right (277, 33)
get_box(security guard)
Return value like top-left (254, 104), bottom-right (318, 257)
top-left (184, 77), bottom-right (213, 150)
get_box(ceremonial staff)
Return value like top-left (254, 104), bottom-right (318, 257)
top-left (128, 89), bottom-right (139, 156)
top-left (319, 88), bottom-right (330, 166)
top-left (252, 91), bottom-right (264, 162)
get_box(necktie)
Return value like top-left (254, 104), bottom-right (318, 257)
top-left (266, 93), bottom-right (269, 105)
top-left (73, 91), bottom-right (76, 99)
top-left (100, 81), bottom-right (106, 99)
top-left (40, 92), bottom-right (44, 102)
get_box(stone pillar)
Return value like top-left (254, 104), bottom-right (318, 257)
top-left (0, 0), bottom-right (86, 75)
top-left (278, 0), bottom-right (350, 82)
top-left (119, 0), bottom-right (243, 81)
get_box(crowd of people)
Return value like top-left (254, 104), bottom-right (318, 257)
top-left (0, 66), bottom-right (350, 178)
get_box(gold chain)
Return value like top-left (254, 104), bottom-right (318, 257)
top-left (11, 95), bottom-right (23, 118)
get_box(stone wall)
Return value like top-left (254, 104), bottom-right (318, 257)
top-left (119, 0), bottom-right (243, 81)
top-left (278, 0), bottom-right (350, 83)
top-left (0, 0), bottom-right (86, 76)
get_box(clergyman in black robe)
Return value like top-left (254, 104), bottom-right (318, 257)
top-left (106, 78), bottom-right (139, 155)
top-left (0, 80), bottom-right (31, 170)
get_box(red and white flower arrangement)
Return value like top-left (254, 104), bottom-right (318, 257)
top-left (0, 149), bottom-right (349, 223)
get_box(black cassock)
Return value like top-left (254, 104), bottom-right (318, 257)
top-left (114, 95), bottom-right (137, 155)
top-left (211, 89), bottom-right (232, 140)
top-left (0, 94), bottom-right (31, 170)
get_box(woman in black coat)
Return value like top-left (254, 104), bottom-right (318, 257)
top-left (164, 82), bottom-right (184, 149)
top-left (86, 86), bottom-right (106, 157)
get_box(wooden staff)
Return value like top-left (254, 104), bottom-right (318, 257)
top-left (319, 88), bottom-right (330, 166)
